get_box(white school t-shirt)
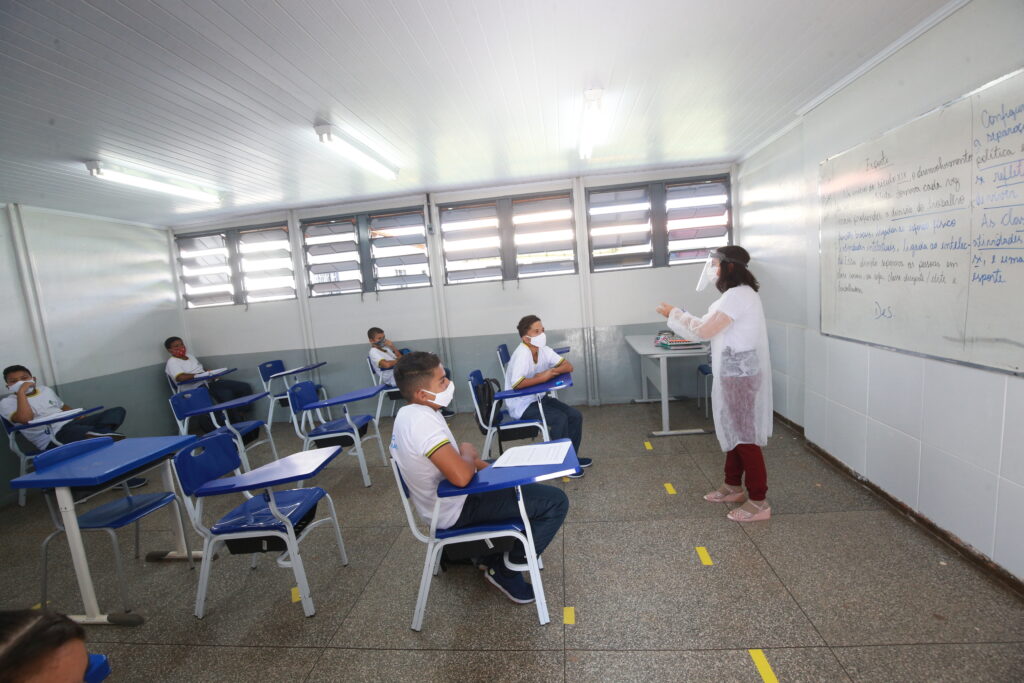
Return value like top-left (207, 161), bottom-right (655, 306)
top-left (368, 346), bottom-right (399, 386)
top-left (503, 342), bottom-right (565, 419)
top-left (389, 403), bottom-right (467, 529)
top-left (0, 385), bottom-right (69, 450)
top-left (165, 355), bottom-right (205, 384)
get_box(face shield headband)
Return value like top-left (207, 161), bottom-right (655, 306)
top-left (696, 250), bottom-right (745, 291)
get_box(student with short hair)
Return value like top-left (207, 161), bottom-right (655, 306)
top-left (503, 315), bottom-right (590, 476)
top-left (163, 337), bottom-right (254, 425)
top-left (0, 609), bottom-right (88, 683)
top-left (390, 351), bottom-right (568, 604)
top-left (368, 327), bottom-right (453, 419)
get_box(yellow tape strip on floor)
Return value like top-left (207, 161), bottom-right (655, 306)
top-left (644, 440), bottom-right (653, 451)
top-left (291, 587), bottom-right (301, 603)
top-left (695, 546), bottom-right (713, 565)
top-left (663, 482), bottom-right (677, 495)
top-left (562, 477), bottom-right (570, 482)
top-left (563, 606), bottom-right (576, 624)
top-left (748, 649), bottom-right (779, 683)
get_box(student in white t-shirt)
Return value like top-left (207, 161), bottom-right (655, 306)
top-left (367, 327), bottom-right (453, 419)
top-left (390, 351), bottom-right (568, 605)
top-left (657, 245), bottom-right (773, 522)
top-left (503, 315), bottom-right (590, 475)
top-left (163, 336), bottom-right (254, 427)
top-left (2, 365), bottom-right (145, 486)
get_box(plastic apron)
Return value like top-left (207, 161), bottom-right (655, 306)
top-left (667, 288), bottom-right (773, 452)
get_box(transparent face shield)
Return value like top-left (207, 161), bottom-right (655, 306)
top-left (696, 255), bottom-right (719, 291)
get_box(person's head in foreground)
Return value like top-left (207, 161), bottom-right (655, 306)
top-left (0, 609), bottom-right (87, 683)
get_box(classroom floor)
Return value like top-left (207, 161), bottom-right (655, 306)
top-left (2, 401), bottom-right (1023, 682)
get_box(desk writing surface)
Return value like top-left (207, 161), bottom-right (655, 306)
top-left (494, 374), bottom-right (573, 401)
top-left (437, 440), bottom-right (580, 497)
top-left (11, 435), bottom-right (196, 489)
top-left (269, 361), bottom-right (326, 379)
top-left (625, 335), bottom-right (708, 358)
top-left (306, 383), bottom-right (388, 410)
top-left (179, 392), bottom-right (269, 418)
top-left (193, 446), bottom-right (341, 496)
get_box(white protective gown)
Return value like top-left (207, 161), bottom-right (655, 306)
top-left (667, 284), bottom-right (773, 452)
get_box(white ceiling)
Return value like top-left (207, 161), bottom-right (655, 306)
top-left (0, 0), bottom-right (954, 227)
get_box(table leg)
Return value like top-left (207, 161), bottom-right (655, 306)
top-left (145, 460), bottom-right (202, 563)
top-left (649, 355), bottom-right (714, 438)
top-left (55, 487), bottom-right (144, 626)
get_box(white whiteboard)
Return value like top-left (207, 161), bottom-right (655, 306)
top-left (820, 69), bottom-right (1024, 374)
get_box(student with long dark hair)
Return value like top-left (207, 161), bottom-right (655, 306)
top-left (656, 245), bottom-right (773, 521)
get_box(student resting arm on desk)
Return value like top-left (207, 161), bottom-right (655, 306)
top-left (163, 337), bottom-right (254, 426)
top-left (503, 315), bottom-right (589, 475)
top-left (390, 351), bottom-right (568, 605)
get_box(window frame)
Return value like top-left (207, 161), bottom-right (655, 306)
top-left (585, 174), bottom-right (732, 273)
top-left (175, 220), bottom-right (294, 308)
top-left (438, 190), bottom-right (578, 285)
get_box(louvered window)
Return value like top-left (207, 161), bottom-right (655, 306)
top-left (512, 193), bottom-right (577, 277)
top-left (665, 179), bottom-right (730, 264)
top-left (177, 233), bottom-right (234, 308)
top-left (302, 217), bottom-right (362, 296)
top-left (439, 201), bottom-right (502, 284)
top-left (238, 225), bottom-right (295, 302)
top-left (369, 209), bottom-right (430, 290)
top-left (588, 187), bottom-right (653, 271)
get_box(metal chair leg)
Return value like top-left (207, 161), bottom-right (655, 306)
top-left (103, 529), bottom-right (131, 613)
top-left (40, 529), bottom-right (64, 608)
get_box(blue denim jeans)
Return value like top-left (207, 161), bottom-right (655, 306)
top-left (520, 396), bottom-right (583, 456)
top-left (451, 483), bottom-right (569, 564)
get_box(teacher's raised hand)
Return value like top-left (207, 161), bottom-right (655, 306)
top-left (655, 302), bottom-right (675, 318)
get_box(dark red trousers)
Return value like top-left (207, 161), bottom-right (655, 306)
top-left (723, 443), bottom-right (767, 501)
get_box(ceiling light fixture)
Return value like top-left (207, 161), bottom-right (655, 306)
top-left (314, 123), bottom-right (399, 181)
top-left (85, 161), bottom-right (221, 203)
top-left (579, 88), bottom-right (605, 160)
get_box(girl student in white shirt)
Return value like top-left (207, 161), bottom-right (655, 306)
top-left (504, 315), bottom-right (591, 473)
top-left (656, 245), bottom-right (773, 522)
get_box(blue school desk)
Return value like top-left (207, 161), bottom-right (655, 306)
top-left (437, 439), bottom-right (580, 625)
top-left (11, 435), bottom-right (197, 626)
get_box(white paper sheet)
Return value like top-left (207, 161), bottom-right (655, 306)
top-left (28, 408), bottom-right (83, 424)
top-left (492, 441), bottom-right (571, 468)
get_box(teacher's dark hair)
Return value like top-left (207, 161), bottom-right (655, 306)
top-left (0, 609), bottom-right (85, 682)
top-left (714, 245), bottom-right (759, 293)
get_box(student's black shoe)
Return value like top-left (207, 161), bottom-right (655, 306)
top-left (441, 408), bottom-right (456, 420)
top-left (482, 564), bottom-right (535, 604)
top-left (568, 469), bottom-right (585, 479)
top-left (85, 431), bottom-right (127, 442)
top-left (578, 457), bottom-right (593, 468)
top-left (125, 477), bottom-right (148, 489)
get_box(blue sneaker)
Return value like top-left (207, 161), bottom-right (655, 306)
top-left (483, 564), bottom-right (535, 604)
top-left (578, 457), bottom-right (593, 468)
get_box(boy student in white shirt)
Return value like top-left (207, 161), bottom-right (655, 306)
top-left (504, 315), bottom-right (590, 476)
top-left (390, 351), bottom-right (568, 604)
top-left (163, 336), bottom-right (255, 429)
top-left (368, 327), bottom-right (454, 419)
top-left (2, 365), bottom-right (145, 486)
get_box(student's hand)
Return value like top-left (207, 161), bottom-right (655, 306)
top-left (539, 368), bottom-right (558, 382)
top-left (16, 381), bottom-right (35, 396)
top-left (655, 302), bottom-right (675, 318)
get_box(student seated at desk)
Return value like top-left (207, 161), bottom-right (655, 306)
top-left (368, 326), bottom-right (454, 419)
top-left (504, 315), bottom-right (590, 474)
top-left (163, 337), bottom-right (254, 431)
top-left (391, 352), bottom-right (568, 604)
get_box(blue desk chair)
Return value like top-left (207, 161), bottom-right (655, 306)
top-left (2, 407), bottom-right (104, 506)
top-left (496, 343), bottom-right (511, 375)
top-left (467, 370), bottom-right (549, 457)
top-left (169, 386), bottom-right (277, 471)
top-left (365, 350), bottom-right (410, 421)
top-left (173, 433), bottom-right (348, 618)
top-left (286, 381), bottom-right (387, 487)
top-left (258, 360), bottom-right (330, 427)
top-left (696, 362), bottom-right (713, 418)
top-left (390, 457), bottom-right (546, 631)
top-left (85, 653), bottom-right (111, 682)
top-left (36, 438), bottom-right (188, 614)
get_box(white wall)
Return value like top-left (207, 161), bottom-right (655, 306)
top-left (736, 0), bottom-right (1024, 579)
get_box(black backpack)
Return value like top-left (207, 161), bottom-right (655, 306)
top-left (472, 376), bottom-right (542, 454)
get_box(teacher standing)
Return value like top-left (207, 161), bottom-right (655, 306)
top-left (656, 245), bottom-right (773, 522)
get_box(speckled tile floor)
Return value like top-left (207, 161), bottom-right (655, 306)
top-left (2, 401), bottom-right (1022, 682)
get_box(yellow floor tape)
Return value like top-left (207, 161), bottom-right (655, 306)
top-left (663, 482), bottom-right (677, 495)
top-left (748, 649), bottom-right (779, 683)
top-left (563, 606), bottom-right (576, 624)
top-left (644, 440), bottom-right (653, 450)
top-left (695, 546), bottom-right (713, 565)
top-left (291, 587), bottom-right (301, 603)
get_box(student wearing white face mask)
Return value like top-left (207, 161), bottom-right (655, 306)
top-left (503, 315), bottom-right (590, 476)
top-left (390, 352), bottom-right (568, 604)
top-left (656, 245), bottom-right (773, 522)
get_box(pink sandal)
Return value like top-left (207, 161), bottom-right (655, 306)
top-left (726, 502), bottom-right (771, 522)
top-left (703, 486), bottom-right (747, 503)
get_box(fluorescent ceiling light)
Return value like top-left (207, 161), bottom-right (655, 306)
top-left (579, 88), bottom-right (604, 161)
top-left (86, 161), bottom-right (220, 203)
top-left (315, 124), bottom-right (399, 181)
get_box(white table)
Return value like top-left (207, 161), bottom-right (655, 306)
top-left (624, 335), bottom-right (713, 437)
